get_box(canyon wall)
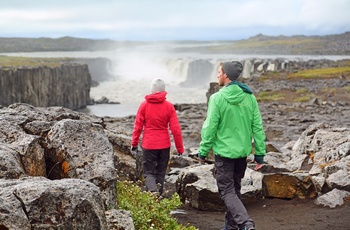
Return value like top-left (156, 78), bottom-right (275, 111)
top-left (0, 64), bottom-right (91, 110)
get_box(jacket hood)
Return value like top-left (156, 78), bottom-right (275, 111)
top-left (220, 84), bottom-right (247, 105)
top-left (145, 91), bottom-right (167, 103)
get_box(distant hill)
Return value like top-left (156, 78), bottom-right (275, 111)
top-left (0, 32), bottom-right (349, 55)
top-left (228, 32), bottom-right (350, 55)
top-left (0, 36), bottom-right (144, 53)
top-left (172, 32), bottom-right (350, 55)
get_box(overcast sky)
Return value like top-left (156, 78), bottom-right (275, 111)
top-left (1, 0), bottom-right (350, 41)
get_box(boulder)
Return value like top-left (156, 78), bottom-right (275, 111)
top-left (315, 188), bottom-right (350, 208)
top-left (0, 177), bottom-right (107, 230)
top-left (262, 173), bottom-right (317, 199)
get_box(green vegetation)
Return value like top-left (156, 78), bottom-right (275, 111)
top-left (117, 181), bottom-right (198, 230)
top-left (256, 91), bottom-right (285, 102)
top-left (293, 94), bottom-right (315, 102)
top-left (288, 66), bottom-right (350, 79)
top-left (293, 88), bottom-right (316, 102)
top-left (321, 87), bottom-right (336, 94)
top-left (0, 56), bottom-right (71, 68)
top-left (344, 86), bottom-right (350, 94)
top-left (295, 88), bottom-right (309, 94)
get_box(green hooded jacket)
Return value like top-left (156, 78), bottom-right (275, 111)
top-left (198, 83), bottom-right (266, 159)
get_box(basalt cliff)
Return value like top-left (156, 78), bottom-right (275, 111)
top-left (0, 64), bottom-right (91, 110)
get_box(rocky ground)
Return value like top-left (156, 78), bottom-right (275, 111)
top-left (104, 74), bottom-right (350, 230)
top-left (173, 197), bottom-right (350, 229)
top-left (173, 75), bottom-right (350, 230)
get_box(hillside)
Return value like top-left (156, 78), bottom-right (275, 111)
top-left (0, 36), bottom-right (144, 52)
top-left (0, 32), bottom-right (349, 55)
top-left (173, 32), bottom-right (350, 55)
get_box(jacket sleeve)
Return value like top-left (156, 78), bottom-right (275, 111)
top-left (169, 105), bottom-right (184, 154)
top-left (198, 95), bottom-right (220, 157)
top-left (251, 95), bottom-right (266, 155)
top-left (131, 102), bottom-right (146, 146)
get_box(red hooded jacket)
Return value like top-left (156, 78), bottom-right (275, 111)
top-left (131, 91), bottom-right (184, 154)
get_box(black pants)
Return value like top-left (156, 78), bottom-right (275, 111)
top-left (142, 147), bottom-right (170, 195)
top-left (215, 155), bottom-right (254, 230)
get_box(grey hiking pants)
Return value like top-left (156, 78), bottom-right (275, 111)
top-left (214, 155), bottom-right (254, 230)
top-left (142, 147), bottom-right (170, 195)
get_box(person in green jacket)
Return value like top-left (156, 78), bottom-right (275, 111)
top-left (198, 61), bottom-right (266, 230)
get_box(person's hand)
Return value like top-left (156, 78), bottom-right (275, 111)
top-left (178, 152), bottom-right (183, 156)
top-left (130, 146), bottom-right (138, 156)
top-left (197, 152), bottom-right (206, 164)
top-left (254, 155), bottom-right (264, 171)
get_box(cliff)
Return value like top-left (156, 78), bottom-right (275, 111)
top-left (0, 63), bottom-right (91, 110)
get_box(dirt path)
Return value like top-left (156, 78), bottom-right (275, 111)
top-left (173, 197), bottom-right (350, 230)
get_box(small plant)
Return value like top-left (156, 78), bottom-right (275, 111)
top-left (117, 181), bottom-right (198, 230)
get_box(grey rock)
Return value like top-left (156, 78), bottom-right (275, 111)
top-left (315, 188), bottom-right (350, 208)
top-left (0, 177), bottom-right (107, 230)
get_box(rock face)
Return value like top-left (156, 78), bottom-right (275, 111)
top-left (0, 64), bottom-right (91, 110)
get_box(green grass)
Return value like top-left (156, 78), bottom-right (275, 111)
top-left (0, 56), bottom-right (72, 68)
top-left (117, 181), bottom-right (198, 230)
top-left (293, 94), bottom-right (316, 102)
top-left (288, 66), bottom-right (350, 79)
top-left (256, 91), bottom-right (285, 102)
top-left (296, 88), bottom-right (309, 94)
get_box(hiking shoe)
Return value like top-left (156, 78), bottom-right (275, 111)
top-left (240, 226), bottom-right (255, 230)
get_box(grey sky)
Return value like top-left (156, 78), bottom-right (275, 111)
top-left (1, 0), bottom-right (350, 40)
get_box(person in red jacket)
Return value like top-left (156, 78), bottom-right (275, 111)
top-left (131, 78), bottom-right (184, 196)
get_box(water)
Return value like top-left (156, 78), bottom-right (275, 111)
top-left (2, 45), bottom-right (350, 117)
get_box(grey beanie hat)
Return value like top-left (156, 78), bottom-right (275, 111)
top-left (222, 61), bottom-right (243, 81)
top-left (150, 78), bottom-right (165, 93)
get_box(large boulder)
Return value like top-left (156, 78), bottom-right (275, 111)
top-left (0, 177), bottom-right (107, 230)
